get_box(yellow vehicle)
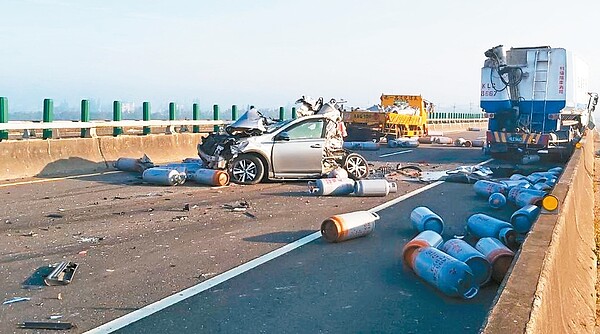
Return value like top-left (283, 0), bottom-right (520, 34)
top-left (343, 94), bottom-right (432, 142)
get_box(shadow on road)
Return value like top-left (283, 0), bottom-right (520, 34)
top-left (243, 230), bottom-right (316, 244)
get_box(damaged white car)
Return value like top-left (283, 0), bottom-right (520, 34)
top-left (197, 97), bottom-right (370, 185)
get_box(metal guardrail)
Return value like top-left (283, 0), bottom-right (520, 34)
top-left (0, 119), bottom-right (230, 131)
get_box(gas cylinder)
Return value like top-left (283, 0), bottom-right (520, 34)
top-left (411, 247), bottom-right (479, 299)
top-left (547, 167), bottom-right (563, 176)
top-left (510, 204), bottom-right (540, 233)
top-left (142, 167), bottom-right (186, 186)
top-left (308, 178), bottom-right (355, 196)
top-left (164, 163), bottom-right (204, 176)
top-left (509, 174), bottom-right (529, 181)
top-left (432, 136), bottom-right (454, 144)
top-left (500, 180), bottom-right (531, 190)
top-left (182, 157), bottom-right (204, 164)
top-left (320, 211), bottom-right (380, 242)
top-left (342, 142), bottom-right (380, 151)
top-left (473, 180), bottom-right (508, 198)
top-left (466, 213), bottom-right (517, 248)
top-left (327, 167), bottom-right (349, 179)
top-left (471, 139), bottom-right (485, 147)
top-left (353, 180), bottom-right (397, 197)
top-left (192, 168), bottom-right (230, 186)
top-left (513, 191), bottom-right (545, 208)
top-left (507, 187), bottom-right (547, 205)
top-left (475, 237), bottom-right (515, 283)
top-left (402, 230), bottom-right (443, 269)
top-left (115, 158), bottom-right (143, 173)
top-left (441, 239), bottom-right (492, 286)
top-left (390, 138), bottom-right (419, 148)
top-left (410, 207), bottom-right (444, 234)
top-left (532, 182), bottom-right (552, 191)
top-left (488, 193), bottom-right (506, 209)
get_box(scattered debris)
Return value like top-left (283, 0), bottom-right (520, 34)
top-left (113, 196), bottom-right (129, 200)
top-left (45, 261), bottom-right (78, 286)
top-left (46, 213), bottom-right (63, 219)
top-left (76, 236), bottom-right (104, 243)
top-left (3, 297), bottom-right (31, 305)
top-left (21, 231), bottom-right (38, 237)
top-left (183, 203), bottom-right (190, 211)
top-left (48, 315), bottom-right (63, 320)
top-left (17, 321), bottom-right (75, 330)
top-left (172, 216), bottom-right (188, 221)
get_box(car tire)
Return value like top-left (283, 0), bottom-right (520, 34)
top-left (230, 154), bottom-right (264, 185)
top-left (344, 153), bottom-right (369, 180)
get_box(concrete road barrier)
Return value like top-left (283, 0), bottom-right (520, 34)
top-left (0, 133), bottom-right (207, 181)
top-left (482, 130), bottom-right (596, 333)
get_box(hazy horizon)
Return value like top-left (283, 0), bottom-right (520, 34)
top-left (1, 0), bottom-right (599, 117)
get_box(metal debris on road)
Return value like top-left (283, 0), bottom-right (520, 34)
top-left (17, 321), bottom-right (75, 330)
top-left (46, 213), bottom-right (63, 219)
top-left (2, 297), bottom-right (31, 305)
top-left (21, 231), bottom-right (38, 237)
top-left (45, 261), bottom-right (78, 286)
top-left (172, 216), bottom-right (188, 221)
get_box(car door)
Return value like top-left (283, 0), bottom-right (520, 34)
top-left (271, 118), bottom-right (325, 176)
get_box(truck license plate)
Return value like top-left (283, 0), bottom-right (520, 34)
top-left (507, 135), bottom-right (522, 143)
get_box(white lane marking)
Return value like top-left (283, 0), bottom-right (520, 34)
top-left (0, 171), bottom-right (123, 188)
top-left (379, 150), bottom-right (413, 158)
top-left (86, 158), bottom-right (494, 333)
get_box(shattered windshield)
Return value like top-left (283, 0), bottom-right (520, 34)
top-left (265, 119), bottom-right (293, 133)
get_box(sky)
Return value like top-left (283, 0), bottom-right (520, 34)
top-left (1, 0), bottom-right (599, 115)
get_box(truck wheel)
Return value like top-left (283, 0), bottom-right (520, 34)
top-left (344, 153), bottom-right (369, 180)
top-left (230, 154), bottom-right (264, 185)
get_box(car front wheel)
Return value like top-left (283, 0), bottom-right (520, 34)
top-left (344, 153), bottom-right (369, 180)
top-left (230, 154), bottom-right (265, 185)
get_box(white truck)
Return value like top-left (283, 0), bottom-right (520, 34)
top-left (480, 45), bottom-right (598, 161)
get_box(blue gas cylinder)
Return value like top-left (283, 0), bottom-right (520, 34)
top-left (410, 207), bottom-right (444, 234)
top-left (473, 180), bottom-right (508, 198)
top-left (412, 246), bottom-right (479, 299)
top-left (488, 193), bottom-right (507, 209)
top-left (475, 237), bottom-right (515, 283)
top-left (510, 204), bottom-right (540, 233)
top-left (441, 238), bottom-right (492, 286)
top-left (466, 213), bottom-right (517, 247)
top-left (402, 230), bottom-right (443, 269)
top-left (547, 167), bottom-right (563, 176)
top-left (500, 179), bottom-right (531, 190)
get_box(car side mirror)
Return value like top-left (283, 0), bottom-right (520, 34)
top-left (275, 132), bottom-right (291, 141)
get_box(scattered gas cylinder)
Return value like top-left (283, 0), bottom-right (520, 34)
top-left (402, 230), bottom-right (443, 268)
top-left (389, 138), bottom-right (419, 148)
top-left (354, 180), bottom-right (397, 197)
top-left (192, 168), bottom-right (230, 186)
top-left (475, 237), bottom-right (515, 283)
top-left (417, 136), bottom-right (433, 144)
top-left (342, 142), bottom-right (380, 151)
top-left (510, 204), bottom-right (541, 233)
top-left (532, 182), bottom-right (552, 191)
top-left (507, 187), bottom-right (547, 206)
top-left (432, 136), bottom-right (453, 144)
top-left (441, 239), bottom-right (492, 286)
top-left (454, 138), bottom-right (472, 147)
top-left (488, 193), bottom-right (506, 209)
top-left (471, 139), bottom-right (485, 147)
top-left (473, 180), bottom-right (508, 198)
top-left (547, 167), bottom-right (563, 176)
top-left (164, 163), bottom-right (204, 176)
top-left (115, 158), bottom-right (144, 173)
top-left (327, 167), bottom-right (349, 179)
top-left (509, 174), bottom-right (529, 181)
top-left (513, 191), bottom-right (545, 208)
top-left (410, 207), bottom-right (444, 234)
top-left (142, 167), bottom-right (186, 186)
top-left (466, 213), bottom-right (517, 248)
top-left (411, 247), bottom-right (479, 299)
top-left (500, 180), bottom-right (531, 190)
top-left (321, 211), bottom-right (380, 243)
top-left (309, 178), bottom-right (355, 196)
